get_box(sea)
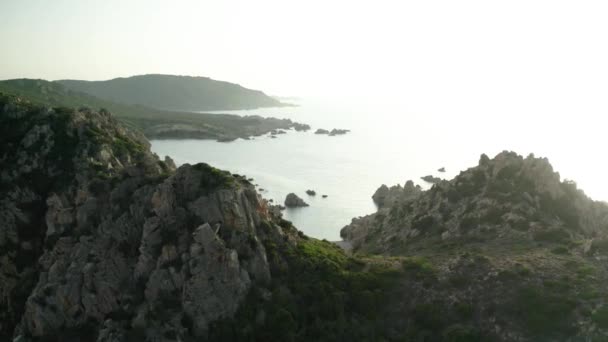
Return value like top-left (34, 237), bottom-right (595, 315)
top-left (151, 98), bottom-right (608, 241)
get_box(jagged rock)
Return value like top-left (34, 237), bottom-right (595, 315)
top-left (342, 151), bottom-right (608, 254)
top-left (0, 95), bottom-right (281, 341)
top-left (284, 193), bottom-right (309, 207)
top-left (372, 180), bottom-right (422, 209)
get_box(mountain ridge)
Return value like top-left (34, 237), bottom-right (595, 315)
top-left (57, 74), bottom-right (292, 112)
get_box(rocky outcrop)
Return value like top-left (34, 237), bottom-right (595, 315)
top-left (421, 175), bottom-right (442, 183)
top-left (145, 115), bottom-right (309, 141)
top-left (343, 151), bottom-right (608, 254)
top-left (292, 123), bottom-right (311, 132)
top-left (315, 128), bottom-right (350, 136)
top-left (284, 193), bottom-right (309, 207)
top-left (438, 167), bottom-right (446, 172)
top-left (306, 190), bottom-right (316, 196)
top-left (372, 180), bottom-right (422, 209)
top-left (329, 128), bottom-right (350, 136)
top-left (0, 94), bottom-right (285, 341)
top-left (338, 151), bottom-right (608, 341)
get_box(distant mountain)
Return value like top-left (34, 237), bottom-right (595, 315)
top-left (0, 79), bottom-right (308, 140)
top-left (57, 74), bottom-right (290, 111)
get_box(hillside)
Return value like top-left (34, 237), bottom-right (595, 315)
top-left (0, 79), bottom-right (308, 141)
top-left (341, 152), bottom-right (608, 341)
top-left (58, 74), bottom-right (289, 111)
top-left (3, 93), bottom-right (608, 341)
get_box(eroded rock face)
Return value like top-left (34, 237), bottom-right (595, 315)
top-left (0, 95), bottom-right (279, 341)
top-left (372, 181), bottom-right (422, 209)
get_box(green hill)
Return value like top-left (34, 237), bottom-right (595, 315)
top-left (0, 79), bottom-right (307, 140)
top-left (58, 74), bottom-right (289, 111)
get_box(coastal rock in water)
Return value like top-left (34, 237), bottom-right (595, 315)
top-left (284, 193), bottom-right (309, 207)
top-left (329, 128), bottom-right (350, 136)
top-left (306, 190), bottom-right (316, 196)
top-left (292, 123), bottom-right (311, 131)
top-left (438, 167), bottom-right (446, 172)
top-left (421, 175), bottom-right (442, 183)
top-left (322, 194), bottom-right (328, 198)
top-left (217, 136), bottom-right (237, 142)
top-left (315, 128), bottom-right (330, 134)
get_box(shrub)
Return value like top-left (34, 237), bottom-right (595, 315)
top-left (592, 307), bottom-right (608, 329)
top-left (532, 228), bottom-right (570, 244)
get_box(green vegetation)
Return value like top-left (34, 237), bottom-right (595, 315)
top-left (508, 286), bottom-right (577, 338)
top-left (592, 306), bottom-right (608, 329)
top-left (532, 228), bottom-right (571, 244)
top-left (192, 163), bottom-right (236, 190)
top-left (208, 237), bottom-right (403, 341)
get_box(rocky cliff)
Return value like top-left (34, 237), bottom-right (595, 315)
top-left (0, 94), bottom-right (293, 341)
top-left (340, 151), bottom-right (608, 341)
top-left (342, 151), bottom-right (608, 254)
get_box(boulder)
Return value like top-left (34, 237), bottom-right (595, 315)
top-left (284, 193), bottom-right (309, 207)
top-left (306, 190), bottom-right (316, 196)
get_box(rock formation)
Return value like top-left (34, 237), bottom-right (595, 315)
top-left (306, 190), bottom-right (316, 196)
top-left (315, 128), bottom-right (329, 134)
top-left (421, 175), bottom-right (442, 183)
top-left (284, 193), bottom-right (309, 207)
top-left (328, 128), bottom-right (350, 136)
top-left (0, 94), bottom-right (284, 341)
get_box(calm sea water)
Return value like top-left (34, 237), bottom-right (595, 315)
top-left (151, 98), bottom-right (607, 240)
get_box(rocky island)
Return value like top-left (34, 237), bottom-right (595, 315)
top-left (315, 128), bottom-right (350, 136)
top-left (284, 193), bottom-right (309, 207)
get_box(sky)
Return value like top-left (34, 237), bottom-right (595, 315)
top-left (1, 0), bottom-right (607, 99)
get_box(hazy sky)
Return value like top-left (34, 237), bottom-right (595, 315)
top-left (2, 0), bottom-right (607, 99)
